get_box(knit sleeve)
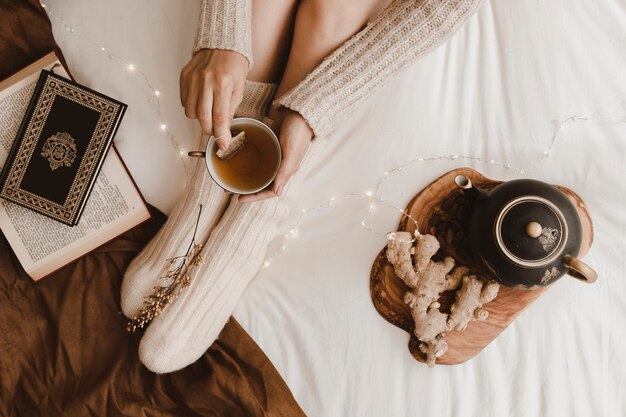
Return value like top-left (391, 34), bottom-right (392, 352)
top-left (193, 0), bottom-right (253, 69)
top-left (275, 0), bottom-right (483, 137)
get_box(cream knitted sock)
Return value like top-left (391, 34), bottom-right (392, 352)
top-left (138, 138), bottom-right (327, 374)
top-left (236, 80), bottom-right (276, 120)
top-left (120, 80), bottom-right (277, 319)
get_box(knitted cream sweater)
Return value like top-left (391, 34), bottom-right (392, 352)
top-left (195, 0), bottom-right (483, 137)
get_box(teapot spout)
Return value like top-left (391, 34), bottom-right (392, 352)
top-left (454, 175), bottom-right (487, 203)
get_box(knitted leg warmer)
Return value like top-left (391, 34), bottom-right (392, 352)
top-left (138, 139), bottom-right (326, 374)
top-left (120, 80), bottom-right (277, 319)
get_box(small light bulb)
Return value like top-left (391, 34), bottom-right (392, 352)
top-left (179, 151), bottom-right (184, 156)
top-left (100, 47), bottom-right (106, 51)
top-left (127, 64), bottom-right (136, 72)
top-left (361, 220), bottom-right (366, 226)
top-left (301, 208), bottom-right (306, 213)
top-left (490, 159), bottom-right (495, 164)
top-left (263, 261), bottom-right (271, 267)
top-left (451, 154), bottom-right (459, 160)
top-left (159, 124), bottom-right (167, 131)
top-left (154, 90), bottom-right (161, 97)
top-left (366, 191), bottom-right (373, 197)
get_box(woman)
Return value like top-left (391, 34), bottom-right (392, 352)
top-left (122, 0), bottom-right (483, 373)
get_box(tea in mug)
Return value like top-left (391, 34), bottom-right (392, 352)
top-left (210, 123), bottom-right (280, 193)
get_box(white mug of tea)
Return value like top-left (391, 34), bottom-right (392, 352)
top-left (188, 118), bottom-right (282, 195)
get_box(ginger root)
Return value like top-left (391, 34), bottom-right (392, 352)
top-left (418, 336), bottom-right (448, 367)
top-left (386, 232), bottom-right (421, 288)
top-left (386, 231), bottom-right (499, 367)
top-left (448, 275), bottom-right (499, 332)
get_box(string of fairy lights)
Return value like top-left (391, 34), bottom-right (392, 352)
top-left (40, 2), bottom-right (189, 173)
top-left (260, 110), bottom-right (626, 267)
top-left (39, 2), bottom-right (626, 269)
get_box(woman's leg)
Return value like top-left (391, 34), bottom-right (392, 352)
top-left (274, 0), bottom-right (392, 98)
top-left (137, 0), bottom-right (391, 374)
top-left (227, 0), bottom-right (299, 121)
top-left (120, 0), bottom-right (298, 319)
top-left (248, 0), bottom-right (298, 83)
top-left (120, 143), bottom-right (231, 319)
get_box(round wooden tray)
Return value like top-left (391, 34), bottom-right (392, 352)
top-left (370, 168), bottom-right (593, 365)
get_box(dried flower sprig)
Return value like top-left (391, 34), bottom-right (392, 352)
top-left (127, 205), bottom-right (205, 332)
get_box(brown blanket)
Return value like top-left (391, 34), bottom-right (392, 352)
top-left (0, 2), bottom-right (305, 416)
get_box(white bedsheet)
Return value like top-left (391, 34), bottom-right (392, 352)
top-left (47, 0), bottom-right (626, 415)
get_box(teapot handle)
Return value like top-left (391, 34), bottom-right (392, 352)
top-left (563, 255), bottom-right (598, 283)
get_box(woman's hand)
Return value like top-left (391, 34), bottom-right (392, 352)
top-left (239, 110), bottom-right (313, 202)
top-left (180, 49), bottom-right (248, 151)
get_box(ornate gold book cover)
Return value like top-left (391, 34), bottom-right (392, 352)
top-left (0, 70), bottom-right (127, 226)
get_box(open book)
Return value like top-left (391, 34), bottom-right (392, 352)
top-left (0, 52), bottom-right (151, 280)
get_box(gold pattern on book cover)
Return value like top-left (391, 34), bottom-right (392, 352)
top-left (0, 75), bottom-right (122, 224)
top-left (41, 132), bottom-right (77, 170)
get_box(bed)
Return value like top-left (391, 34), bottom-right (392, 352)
top-left (21, 0), bottom-right (626, 415)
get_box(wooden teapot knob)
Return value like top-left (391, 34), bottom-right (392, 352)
top-left (526, 222), bottom-right (543, 238)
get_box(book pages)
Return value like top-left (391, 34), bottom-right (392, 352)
top-left (0, 54), bottom-right (150, 279)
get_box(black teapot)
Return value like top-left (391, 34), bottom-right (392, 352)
top-left (454, 174), bottom-right (597, 288)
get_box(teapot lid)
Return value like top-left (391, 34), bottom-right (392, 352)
top-left (495, 196), bottom-right (568, 267)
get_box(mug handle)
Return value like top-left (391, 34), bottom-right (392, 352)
top-left (188, 151), bottom-right (206, 158)
top-left (563, 255), bottom-right (598, 283)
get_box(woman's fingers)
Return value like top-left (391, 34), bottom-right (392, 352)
top-left (184, 72), bottom-right (234, 151)
top-left (212, 82), bottom-right (234, 151)
top-left (272, 113), bottom-right (312, 196)
top-left (229, 81), bottom-right (245, 120)
top-left (179, 66), bottom-right (189, 107)
top-left (183, 75), bottom-right (201, 120)
top-left (238, 111), bottom-right (313, 203)
top-left (238, 189), bottom-right (277, 203)
top-left (179, 49), bottom-right (249, 144)
top-left (196, 82), bottom-right (213, 135)
top-left (272, 144), bottom-right (303, 197)
top-left (237, 131), bottom-right (307, 203)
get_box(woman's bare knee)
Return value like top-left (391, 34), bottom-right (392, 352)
top-left (249, 0), bottom-right (299, 83)
top-left (298, 0), bottom-right (389, 43)
top-left (273, 0), bottom-right (391, 97)
top-left (300, 0), bottom-right (390, 26)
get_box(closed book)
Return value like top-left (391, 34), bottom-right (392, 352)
top-left (0, 52), bottom-right (151, 280)
top-left (0, 69), bottom-right (127, 226)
